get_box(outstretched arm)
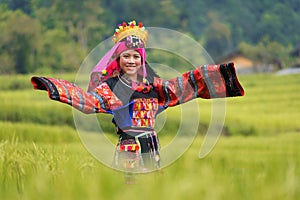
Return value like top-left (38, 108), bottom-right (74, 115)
top-left (154, 62), bottom-right (244, 107)
top-left (31, 77), bottom-right (123, 114)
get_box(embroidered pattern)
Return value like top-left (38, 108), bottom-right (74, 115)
top-left (115, 139), bottom-right (141, 169)
top-left (131, 98), bottom-right (158, 128)
top-left (113, 132), bottom-right (161, 171)
top-left (95, 82), bottom-right (123, 110)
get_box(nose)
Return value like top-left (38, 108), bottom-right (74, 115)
top-left (128, 56), bottom-right (135, 63)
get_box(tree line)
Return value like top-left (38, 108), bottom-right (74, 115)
top-left (0, 0), bottom-right (299, 74)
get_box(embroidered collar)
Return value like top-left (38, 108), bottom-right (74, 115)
top-left (118, 74), bottom-right (152, 93)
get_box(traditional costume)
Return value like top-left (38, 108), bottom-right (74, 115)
top-left (31, 20), bottom-right (244, 173)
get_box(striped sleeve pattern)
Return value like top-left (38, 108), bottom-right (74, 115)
top-left (153, 62), bottom-right (244, 107)
top-left (31, 77), bottom-right (122, 114)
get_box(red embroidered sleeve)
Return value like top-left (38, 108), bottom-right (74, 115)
top-left (153, 62), bottom-right (244, 107)
top-left (31, 77), bottom-right (123, 114)
top-left (94, 82), bottom-right (123, 111)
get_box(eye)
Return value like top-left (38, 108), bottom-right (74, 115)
top-left (121, 54), bottom-right (129, 58)
top-left (134, 55), bottom-right (141, 59)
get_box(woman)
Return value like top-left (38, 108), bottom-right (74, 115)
top-left (31, 20), bottom-right (244, 173)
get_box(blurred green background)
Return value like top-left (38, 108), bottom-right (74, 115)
top-left (1, 1), bottom-right (300, 199)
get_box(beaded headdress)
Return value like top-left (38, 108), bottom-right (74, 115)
top-left (112, 21), bottom-right (148, 45)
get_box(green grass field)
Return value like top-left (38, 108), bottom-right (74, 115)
top-left (0, 72), bottom-right (299, 199)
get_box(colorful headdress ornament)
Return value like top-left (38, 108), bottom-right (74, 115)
top-left (112, 20), bottom-right (148, 45)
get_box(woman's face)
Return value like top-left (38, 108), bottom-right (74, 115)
top-left (119, 49), bottom-right (142, 78)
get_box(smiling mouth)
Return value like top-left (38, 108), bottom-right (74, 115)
top-left (126, 66), bottom-right (137, 70)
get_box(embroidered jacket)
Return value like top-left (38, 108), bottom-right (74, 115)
top-left (31, 63), bottom-right (244, 130)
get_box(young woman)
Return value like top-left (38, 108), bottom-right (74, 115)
top-left (31, 20), bottom-right (244, 173)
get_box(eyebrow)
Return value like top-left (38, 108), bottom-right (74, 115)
top-left (120, 52), bottom-right (140, 56)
